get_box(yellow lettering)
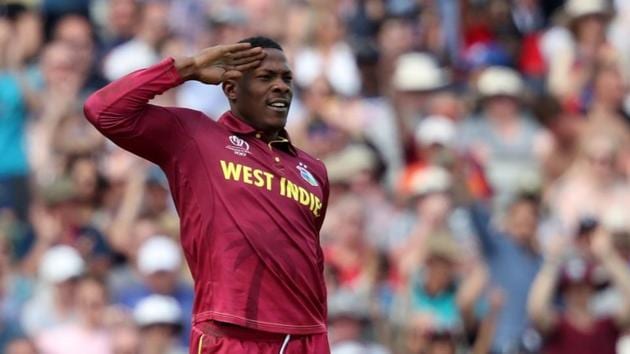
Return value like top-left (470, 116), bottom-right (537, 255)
top-left (312, 194), bottom-right (318, 210)
top-left (264, 172), bottom-right (274, 191)
top-left (287, 180), bottom-right (299, 201)
top-left (242, 166), bottom-right (253, 184)
top-left (280, 177), bottom-right (286, 195)
top-left (220, 160), bottom-right (242, 181)
top-left (252, 169), bottom-right (264, 187)
top-left (313, 197), bottom-right (322, 217)
top-left (299, 187), bottom-right (310, 206)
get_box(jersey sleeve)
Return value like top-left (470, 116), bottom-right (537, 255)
top-left (83, 57), bottom-right (190, 166)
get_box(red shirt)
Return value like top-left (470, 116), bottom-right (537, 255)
top-left (543, 316), bottom-right (620, 354)
top-left (84, 58), bottom-right (329, 334)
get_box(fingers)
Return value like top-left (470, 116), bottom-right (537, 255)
top-left (229, 47), bottom-right (264, 60)
top-left (234, 60), bottom-right (263, 72)
top-left (230, 52), bottom-right (266, 66)
top-left (219, 42), bottom-right (253, 54)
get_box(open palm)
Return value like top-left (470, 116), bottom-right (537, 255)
top-left (192, 43), bottom-right (265, 84)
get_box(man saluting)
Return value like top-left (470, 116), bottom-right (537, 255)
top-left (84, 37), bottom-right (330, 354)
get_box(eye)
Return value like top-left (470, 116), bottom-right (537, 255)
top-left (258, 75), bottom-right (271, 81)
top-left (283, 76), bottom-right (293, 84)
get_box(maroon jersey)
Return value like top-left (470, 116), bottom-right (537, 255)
top-left (543, 316), bottom-right (620, 354)
top-left (84, 58), bottom-right (329, 334)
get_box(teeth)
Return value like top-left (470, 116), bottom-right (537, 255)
top-left (270, 102), bottom-right (287, 108)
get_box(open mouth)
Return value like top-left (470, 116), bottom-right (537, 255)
top-left (266, 98), bottom-right (290, 112)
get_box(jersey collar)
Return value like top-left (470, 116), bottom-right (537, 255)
top-left (218, 111), bottom-right (297, 156)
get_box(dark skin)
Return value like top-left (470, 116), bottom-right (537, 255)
top-left (175, 43), bottom-right (293, 140)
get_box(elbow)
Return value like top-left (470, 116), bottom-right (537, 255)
top-left (83, 92), bottom-right (101, 126)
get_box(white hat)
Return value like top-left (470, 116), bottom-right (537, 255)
top-left (133, 294), bottom-right (182, 327)
top-left (415, 115), bottom-right (456, 147)
top-left (393, 52), bottom-right (450, 92)
top-left (565, 0), bottom-right (610, 20)
top-left (324, 144), bottom-right (378, 183)
top-left (409, 166), bottom-right (452, 196)
top-left (39, 245), bottom-right (85, 284)
top-left (137, 236), bottom-right (182, 275)
top-left (477, 66), bottom-right (523, 98)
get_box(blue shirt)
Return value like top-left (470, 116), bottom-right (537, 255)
top-left (0, 73), bottom-right (28, 177)
top-left (470, 202), bottom-right (542, 353)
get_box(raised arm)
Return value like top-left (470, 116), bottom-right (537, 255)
top-left (83, 43), bottom-right (265, 165)
top-left (527, 236), bottom-right (566, 333)
top-left (469, 201), bottom-right (499, 256)
top-left (591, 229), bottom-right (630, 327)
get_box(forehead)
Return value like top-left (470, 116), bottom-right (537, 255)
top-left (254, 48), bottom-right (291, 73)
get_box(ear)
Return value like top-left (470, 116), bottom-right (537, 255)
top-left (222, 79), bottom-right (238, 102)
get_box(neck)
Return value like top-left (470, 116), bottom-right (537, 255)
top-left (228, 110), bottom-right (282, 141)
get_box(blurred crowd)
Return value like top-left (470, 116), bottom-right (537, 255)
top-left (1, 0), bottom-right (630, 353)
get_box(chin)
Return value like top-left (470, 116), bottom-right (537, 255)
top-left (262, 116), bottom-right (287, 132)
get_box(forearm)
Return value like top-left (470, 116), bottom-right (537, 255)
top-left (472, 311), bottom-right (499, 354)
top-left (457, 264), bottom-right (487, 321)
top-left (528, 259), bottom-right (560, 331)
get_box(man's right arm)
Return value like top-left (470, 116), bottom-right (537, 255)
top-left (84, 57), bottom-right (189, 165)
top-left (84, 43), bottom-right (265, 165)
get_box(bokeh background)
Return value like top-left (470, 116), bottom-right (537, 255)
top-left (1, 0), bottom-right (630, 353)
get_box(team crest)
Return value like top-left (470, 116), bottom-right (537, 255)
top-left (226, 135), bottom-right (251, 156)
top-left (296, 162), bottom-right (318, 187)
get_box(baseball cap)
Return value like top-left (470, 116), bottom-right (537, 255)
top-left (393, 52), bottom-right (450, 92)
top-left (137, 236), bottom-right (182, 275)
top-left (133, 294), bottom-right (182, 327)
top-left (39, 245), bottom-right (85, 284)
top-left (415, 115), bottom-right (456, 148)
top-left (477, 66), bottom-right (523, 98)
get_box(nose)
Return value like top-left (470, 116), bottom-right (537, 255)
top-left (272, 79), bottom-right (291, 95)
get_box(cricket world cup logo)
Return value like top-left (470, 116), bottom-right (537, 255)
top-left (226, 135), bottom-right (251, 156)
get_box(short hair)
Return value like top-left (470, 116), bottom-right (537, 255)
top-left (238, 36), bottom-right (283, 51)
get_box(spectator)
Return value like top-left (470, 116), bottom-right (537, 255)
top-left (294, 12), bottom-right (362, 97)
top-left (115, 236), bottom-right (193, 345)
top-left (528, 229), bottom-right (630, 354)
top-left (469, 192), bottom-right (543, 353)
top-left (20, 178), bottom-right (111, 275)
top-left (110, 323), bottom-right (140, 354)
top-left (545, 0), bottom-right (615, 105)
top-left (102, 0), bottom-right (169, 81)
top-left (328, 290), bottom-right (389, 354)
top-left (547, 133), bottom-right (630, 231)
top-left (36, 276), bottom-right (112, 354)
top-left (20, 245), bottom-right (84, 335)
top-left (460, 66), bottom-right (548, 210)
top-left (133, 294), bottom-right (186, 354)
top-left (391, 52), bottom-right (451, 142)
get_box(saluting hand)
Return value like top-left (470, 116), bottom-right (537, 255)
top-left (176, 43), bottom-right (266, 84)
